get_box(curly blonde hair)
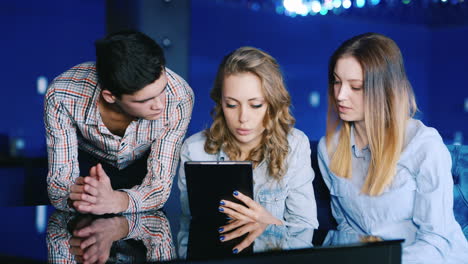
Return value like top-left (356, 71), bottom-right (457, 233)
top-left (204, 47), bottom-right (295, 181)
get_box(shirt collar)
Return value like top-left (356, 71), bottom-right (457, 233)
top-left (84, 81), bottom-right (101, 125)
top-left (350, 124), bottom-right (369, 158)
top-left (217, 148), bottom-right (229, 161)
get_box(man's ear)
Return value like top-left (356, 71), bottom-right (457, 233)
top-left (101, 90), bottom-right (117, 103)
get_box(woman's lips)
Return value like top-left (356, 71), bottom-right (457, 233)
top-left (338, 105), bottom-right (351, 112)
top-left (236, 128), bottom-right (252, 136)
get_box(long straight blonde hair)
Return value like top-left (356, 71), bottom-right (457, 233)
top-left (204, 47), bottom-right (295, 181)
top-left (326, 33), bottom-right (417, 196)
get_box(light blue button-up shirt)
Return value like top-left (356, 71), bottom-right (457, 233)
top-left (178, 128), bottom-right (318, 229)
top-left (318, 119), bottom-right (468, 264)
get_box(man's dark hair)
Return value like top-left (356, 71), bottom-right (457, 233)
top-left (95, 30), bottom-right (166, 98)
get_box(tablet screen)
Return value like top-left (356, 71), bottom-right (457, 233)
top-left (184, 161), bottom-right (253, 219)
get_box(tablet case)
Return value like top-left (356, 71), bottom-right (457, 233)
top-left (184, 161), bottom-right (254, 220)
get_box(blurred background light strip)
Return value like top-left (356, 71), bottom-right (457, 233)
top-left (35, 205), bottom-right (47, 233)
top-left (320, 5), bottom-right (329, 14)
top-left (283, 0), bottom-right (310, 16)
top-left (323, 0), bottom-right (333, 10)
top-left (311, 0), bottom-right (322, 13)
top-left (333, 0), bottom-right (343, 8)
top-left (309, 91), bottom-right (321, 108)
top-left (37, 76), bottom-right (48, 95)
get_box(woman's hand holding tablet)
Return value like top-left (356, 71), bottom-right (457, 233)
top-left (217, 190), bottom-right (283, 253)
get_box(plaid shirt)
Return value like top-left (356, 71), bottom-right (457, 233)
top-left (47, 210), bottom-right (176, 263)
top-left (44, 62), bottom-right (194, 213)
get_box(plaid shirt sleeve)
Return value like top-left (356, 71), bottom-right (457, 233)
top-left (46, 211), bottom-right (75, 263)
top-left (125, 211), bottom-right (177, 261)
top-left (122, 72), bottom-right (194, 213)
top-left (47, 210), bottom-right (176, 263)
top-left (44, 80), bottom-right (80, 212)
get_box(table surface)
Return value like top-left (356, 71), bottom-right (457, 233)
top-left (0, 205), bottom-right (403, 263)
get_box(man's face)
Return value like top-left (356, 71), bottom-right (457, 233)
top-left (115, 72), bottom-right (168, 120)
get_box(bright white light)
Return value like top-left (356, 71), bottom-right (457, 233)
top-left (356, 0), bottom-right (366, 8)
top-left (283, 0), bottom-right (300, 12)
top-left (370, 0), bottom-right (380, 5)
top-left (37, 76), bottom-right (48, 95)
top-left (343, 0), bottom-right (352, 9)
top-left (333, 0), bottom-right (342, 8)
top-left (324, 0), bottom-right (334, 10)
top-left (283, 0), bottom-right (309, 15)
top-left (309, 91), bottom-right (320, 108)
top-left (311, 1), bottom-right (322, 12)
top-left (441, 0), bottom-right (447, 2)
top-left (297, 3), bottom-right (309, 15)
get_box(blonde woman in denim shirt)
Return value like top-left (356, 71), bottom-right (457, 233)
top-left (178, 47), bottom-right (318, 254)
top-left (318, 33), bottom-right (468, 263)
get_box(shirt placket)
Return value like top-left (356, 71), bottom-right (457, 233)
top-left (117, 122), bottom-right (136, 169)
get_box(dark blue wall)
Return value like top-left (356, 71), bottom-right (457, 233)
top-left (1, 1), bottom-right (465, 157)
top-left (428, 27), bottom-right (468, 141)
top-left (0, 0), bottom-right (105, 157)
top-left (0, 1), bottom-right (105, 261)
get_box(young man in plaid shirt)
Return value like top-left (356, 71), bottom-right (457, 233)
top-left (44, 30), bottom-right (194, 214)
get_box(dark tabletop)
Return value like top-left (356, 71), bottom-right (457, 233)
top-left (0, 205), bottom-right (403, 264)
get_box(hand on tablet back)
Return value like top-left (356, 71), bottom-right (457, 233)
top-left (218, 190), bottom-right (282, 225)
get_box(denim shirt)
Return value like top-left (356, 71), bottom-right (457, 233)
top-left (318, 119), bottom-right (468, 264)
top-left (178, 128), bottom-right (318, 229)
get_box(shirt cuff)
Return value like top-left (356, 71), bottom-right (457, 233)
top-left (123, 213), bottom-right (142, 239)
top-left (120, 189), bottom-right (142, 213)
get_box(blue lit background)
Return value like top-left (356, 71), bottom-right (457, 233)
top-left (0, 0), bottom-right (467, 261)
top-left (1, 0), bottom-right (466, 157)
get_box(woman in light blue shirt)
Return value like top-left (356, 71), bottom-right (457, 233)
top-left (178, 47), bottom-right (318, 254)
top-left (318, 33), bottom-right (468, 263)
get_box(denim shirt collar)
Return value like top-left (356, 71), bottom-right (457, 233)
top-left (217, 149), bottom-right (229, 161)
top-left (216, 148), bottom-right (267, 171)
top-left (350, 124), bottom-right (369, 159)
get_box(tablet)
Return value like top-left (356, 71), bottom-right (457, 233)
top-left (184, 161), bottom-right (253, 219)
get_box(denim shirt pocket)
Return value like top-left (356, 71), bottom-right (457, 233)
top-left (258, 188), bottom-right (288, 218)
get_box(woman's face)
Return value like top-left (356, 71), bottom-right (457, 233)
top-left (222, 72), bottom-right (268, 154)
top-left (333, 56), bottom-right (365, 124)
